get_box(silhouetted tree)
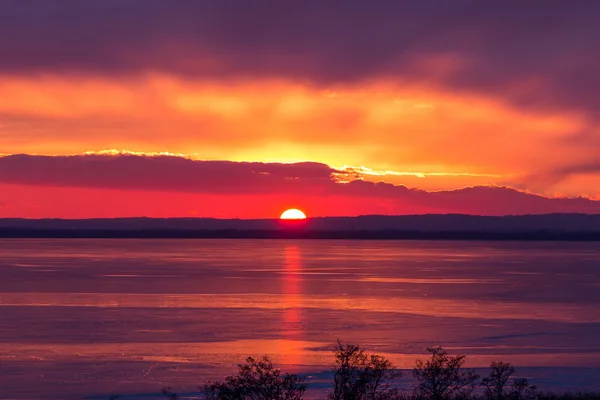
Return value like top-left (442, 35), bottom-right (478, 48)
top-left (202, 356), bottom-right (306, 400)
top-left (482, 361), bottom-right (538, 400)
top-left (483, 362), bottom-right (516, 400)
top-left (412, 346), bottom-right (479, 400)
top-left (329, 340), bottom-right (402, 400)
top-left (510, 377), bottom-right (538, 400)
top-left (161, 387), bottom-right (180, 400)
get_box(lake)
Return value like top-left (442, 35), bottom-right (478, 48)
top-left (0, 239), bottom-right (599, 399)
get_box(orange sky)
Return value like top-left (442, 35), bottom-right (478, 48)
top-left (1, 75), bottom-right (597, 195)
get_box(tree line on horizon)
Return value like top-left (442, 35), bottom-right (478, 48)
top-left (109, 342), bottom-right (599, 400)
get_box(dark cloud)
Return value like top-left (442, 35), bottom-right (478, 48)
top-left (1, 1), bottom-right (600, 118)
top-left (0, 154), bottom-right (338, 194)
top-left (1, 154), bottom-right (599, 215)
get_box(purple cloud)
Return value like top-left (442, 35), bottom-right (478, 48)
top-left (0, 154), bottom-right (337, 194)
top-left (1, 154), bottom-right (599, 215)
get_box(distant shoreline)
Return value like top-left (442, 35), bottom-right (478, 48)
top-left (1, 228), bottom-right (600, 240)
top-left (2, 214), bottom-right (599, 240)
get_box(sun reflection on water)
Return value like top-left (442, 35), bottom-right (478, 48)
top-left (281, 245), bottom-right (303, 366)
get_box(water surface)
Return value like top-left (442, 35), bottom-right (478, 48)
top-left (1, 239), bottom-right (599, 399)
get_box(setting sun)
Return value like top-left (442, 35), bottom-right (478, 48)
top-left (280, 209), bottom-right (307, 220)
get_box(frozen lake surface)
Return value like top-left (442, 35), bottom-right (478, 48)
top-left (0, 239), bottom-right (599, 399)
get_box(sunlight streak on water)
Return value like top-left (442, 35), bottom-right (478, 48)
top-left (281, 245), bottom-right (304, 366)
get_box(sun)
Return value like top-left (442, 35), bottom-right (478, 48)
top-left (280, 208), bottom-right (307, 220)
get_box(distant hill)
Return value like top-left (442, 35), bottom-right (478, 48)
top-left (1, 214), bottom-right (599, 239)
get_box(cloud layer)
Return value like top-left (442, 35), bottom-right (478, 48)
top-left (2, 1), bottom-right (599, 117)
top-left (1, 154), bottom-right (598, 218)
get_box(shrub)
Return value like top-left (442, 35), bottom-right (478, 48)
top-left (329, 340), bottom-right (402, 400)
top-left (203, 355), bottom-right (306, 400)
top-left (412, 346), bottom-right (479, 400)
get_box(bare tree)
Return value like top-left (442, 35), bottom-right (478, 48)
top-left (203, 356), bottom-right (306, 400)
top-left (482, 362), bottom-right (516, 400)
top-left (482, 361), bottom-right (537, 400)
top-left (510, 377), bottom-right (538, 400)
top-left (329, 340), bottom-right (402, 400)
top-left (161, 387), bottom-right (180, 400)
top-left (412, 346), bottom-right (479, 400)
